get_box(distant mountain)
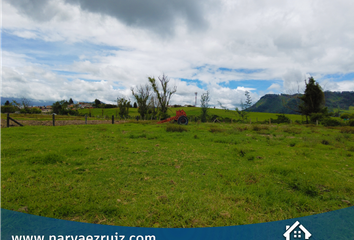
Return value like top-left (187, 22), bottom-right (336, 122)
top-left (1, 97), bottom-right (56, 107)
top-left (248, 91), bottom-right (354, 114)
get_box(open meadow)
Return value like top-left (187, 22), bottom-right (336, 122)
top-left (1, 118), bottom-right (354, 228)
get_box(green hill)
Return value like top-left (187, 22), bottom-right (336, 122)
top-left (248, 91), bottom-right (354, 114)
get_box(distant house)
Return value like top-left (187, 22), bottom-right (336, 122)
top-left (283, 221), bottom-right (311, 240)
top-left (78, 102), bottom-right (93, 108)
top-left (39, 105), bottom-right (52, 113)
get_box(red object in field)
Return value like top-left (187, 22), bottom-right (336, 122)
top-left (157, 109), bottom-right (188, 125)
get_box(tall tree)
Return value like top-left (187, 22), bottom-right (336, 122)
top-left (21, 97), bottom-right (31, 113)
top-left (117, 97), bottom-right (130, 118)
top-left (200, 91), bottom-right (210, 122)
top-left (148, 95), bottom-right (158, 119)
top-left (4, 100), bottom-right (10, 106)
top-left (68, 98), bottom-right (74, 104)
top-left (235, 100), bottom-right (248, 121)
top-left (244, 91), bottom-right (252, 110)
top-left (131, 84), bottom-right (151, 119)
top-left (148, 74), bottom-right (177, 119)
top-left (298, 77), bottom-right (325, 123)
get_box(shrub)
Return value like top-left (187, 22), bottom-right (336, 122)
top-left (209, 126), bottom-right (224, 133)
top-left (321, 140), bottom-right (330, 145)
top-left (223, 117), bottom-right (232, 123)
top-left (340, 113), bottom-right (351, 119)
top-left (1, 105), bottom-right (17, 113)
top-left (30, 107), bottom-right (42, 114)
top-left (271, 114), bottom-right (291, 124)
top-left (340, 127), bottom-right (354, 134)
top-left (252, 125), bottom-right (269, 131)
top-left (322, 118), bottom-right (342, 127)
top-left (349, 120), bottom-right (354, 127)
top-left (310, 113), bottom-right (327, 123)
top-left (210, 115), bottom-right (222, 122)
top-left (166, 124), bottom-right (188, 132)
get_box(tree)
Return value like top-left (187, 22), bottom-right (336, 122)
top-left (148, 74), bottom-right (177, 119)
top-left (147, 95), bottom-right (158, 119)
top-left (244, 91), bottom-right (252, 110)
top-left (200, 91), bottom-right (210, 122)
top-left (93, 99), bottom-right (101, 108)
top-left (131, 84), bottom-right (151, 119)
top-left (218, 101), bottom-right (229, 112)
top-left (117, 97), bottom-right (130, 118)
top-left (11, 100), bottom-right (21, 109)
top-left (4, 100), bottom-right (10, 106)
top-left (298, 77), bottom-right (326, 123)
top-left (234, 91), bottom-right (252, 121)
top-left (133, 102), bottom-right (138, 108)
top-left (235, 100), bottom-right (249, 121)
top-left (52, 100), bottom-right (78, 115)
top-left (68, 98), bottom-right (74, 104)
top-left (52, 100), bottom-right (68, 115)
top-left (21, 97), bottom-right (31, 113)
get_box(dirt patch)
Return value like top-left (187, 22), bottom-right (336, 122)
top-left (1, 120), bottom-right (123, 128)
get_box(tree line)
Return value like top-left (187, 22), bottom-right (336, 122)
top-left (1, 98), bottom-right (41, 114)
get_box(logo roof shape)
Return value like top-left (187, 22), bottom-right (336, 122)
top-left (283, 221), bottom-right (312, 240)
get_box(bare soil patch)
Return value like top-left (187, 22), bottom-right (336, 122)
top-left (1, 120), bottom-right (122, 128)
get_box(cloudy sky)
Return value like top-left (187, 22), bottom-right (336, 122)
top-left (2, 0), bottom-right (354, 108)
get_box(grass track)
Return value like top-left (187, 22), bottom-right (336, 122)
top-left (1, 122), bottom-right (354, 227)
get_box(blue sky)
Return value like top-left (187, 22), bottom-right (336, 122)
top-left (2, 0), bottom-right (354, 108)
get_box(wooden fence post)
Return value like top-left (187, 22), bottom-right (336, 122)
top-left (7, 113), bottom-right (10, 128)
top-left (52, 114), bottom-right (55, 126)
top-left (112, 115), bottom-right (114, 124)
top-left (85, 114), bottom-right (87, 124)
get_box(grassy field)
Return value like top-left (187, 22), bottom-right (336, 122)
top-left (1, 121), bottom-right (354, 227)
top-left (1, 107), bottom-right (338, 123)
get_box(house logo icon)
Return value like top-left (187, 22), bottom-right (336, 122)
top-left (283, 221), bottom-right (312, 240)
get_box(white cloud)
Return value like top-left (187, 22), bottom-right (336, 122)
top-left (267, 83), bottom-right (282, 91)
top-left (2, 0), bottom-right (354, 108)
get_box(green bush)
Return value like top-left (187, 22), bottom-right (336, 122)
top-left (322, 118), bottom-right (342, 127)
top-left (252, 125), bottom-right (269, 131)
top-left (349, 120), bottom-right (354, 127)
top-left (271, 114), bottom-right (291, 124)
top-left (340, 113), bottom-right (351, 119)
top-left (210, 115), bottom-right (222, 122)
top-left (310, 113), bottom-right (326, 123)
top-left (30, 107), bottom-right (42, 114)
top-left (1, 105), bottom-right (17, 113)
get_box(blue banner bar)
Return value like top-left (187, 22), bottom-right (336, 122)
top-left (2, 207), bottom-right (354, 240)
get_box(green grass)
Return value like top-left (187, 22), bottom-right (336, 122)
top-left (2, 108), bottom-right (305, 123)
top-left (2, 122), bottom-right (354, 227)
top-left (79, 107), bottom-right (305, 123)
